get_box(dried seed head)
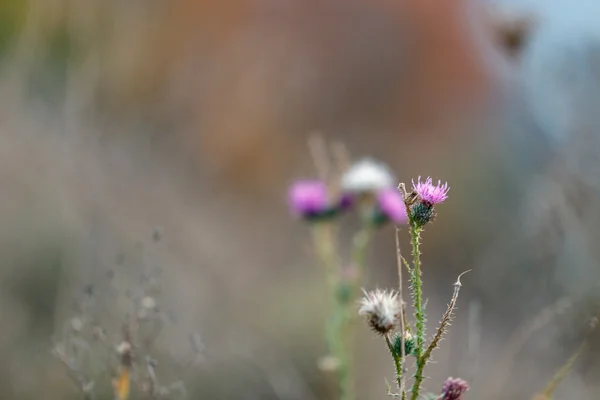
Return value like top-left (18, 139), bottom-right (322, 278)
top-left (141, 296), bottom-right (157, 310)
top-left (358, 289), bottom-right (401, 335)
top-left (116, 341), bottom-right (132, 356)
top-left (70, 317), bottom-right (84, 332)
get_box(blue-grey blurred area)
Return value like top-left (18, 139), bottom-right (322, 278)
top-left (0, 0), bottom-right (599, 399)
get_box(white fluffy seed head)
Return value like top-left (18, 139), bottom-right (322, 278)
top-left (141, 296), bottom-right (157, 310)
top-left (116, 341), bottom-right (131, 355)
top-left (341, 158), bottom-right (395, 194)
top-left (358, 289), bottom-right (401, 335)
top-left (70, 317), bottom-right (84, 332)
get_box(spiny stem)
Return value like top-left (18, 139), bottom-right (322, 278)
top-left (410, 225), bottom-right (424, 352)
top-left (408, 223), bottom-right (425, 400)
top-left (412, 270), bottom-right (470, 398)
top-left (421, 270), bottom-right (470, 363)
top-left (385, 334), bottom-right (403, 394)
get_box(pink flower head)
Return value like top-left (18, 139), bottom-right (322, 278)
top-left (376, 188), bottom-right (408, 224)
top-left (441, 377), bottom-right (469, 400)
top-left (288, 180), bottom-right (329, 217)
top-left (412, 176), bottom-right (449, 204)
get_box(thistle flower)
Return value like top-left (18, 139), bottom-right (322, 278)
top-left (359, 289), bottom-right (401, 335)
top-left (375, 188), bottom-right (408, 225)
top-left (341, 158), bottom-right (395, 194)
top-left (407, 177), bottom-right (449, 227)
top-left (412, 176), bottom-right (449, 205)
top-left (288, 180), bottom-right (348, 221)
top-left (441, 377), bottom-right (469, 400)
top-left (289, 180), bottom-right (328, 214)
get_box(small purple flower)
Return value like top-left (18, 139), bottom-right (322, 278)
top-left (441, 377), bottom-right (469, 400)
top-left (412, 176), bottom-right (449, 204)
top-left (288, 180), bottom-right (329, 217)
top-left (376, 188), bottom-right (408, 224)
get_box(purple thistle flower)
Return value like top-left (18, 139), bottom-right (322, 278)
top-left (288, 180), bottom-right (330, 217)
top-left (376, 188), bottom-right (408, 224)
top-left (412, 176), bottom-right (449, 204)
top-left (441, 377), bottom-right (469, 400)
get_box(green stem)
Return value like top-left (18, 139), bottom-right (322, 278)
top-left (313, 224), bottom-right (373, 400)
top-left (385, 334), bottom-right (403, 394)
top-left (408, 223), bottom-right (425, 400)
top-left (541, 341), bottom-right (587, 398)
top-left (351, 227), bottom-right (373, 284)
top-left (312, 223), bottom-right (339, 286)
top-left (312, 223), bottom-right (344, 398)
top-left (336, 227), bottom-right (373, 400)
top-left (332, 291), bottom-right (354, 400)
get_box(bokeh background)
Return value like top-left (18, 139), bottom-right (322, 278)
top-left (0, 0), bottom-right (599, 398)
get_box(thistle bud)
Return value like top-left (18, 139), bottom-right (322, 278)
top-left (390, 331), bottom-right (417, 359)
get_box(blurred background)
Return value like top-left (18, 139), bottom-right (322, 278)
top-left (0, 0), bottom-right (600, 398)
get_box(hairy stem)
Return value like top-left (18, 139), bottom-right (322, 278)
top-left (408, 223), bottom-right (425, 400)
top-left (385, 334), bottom-right (403, 392)
top-left (423, 271), bottom-right (469, 361)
